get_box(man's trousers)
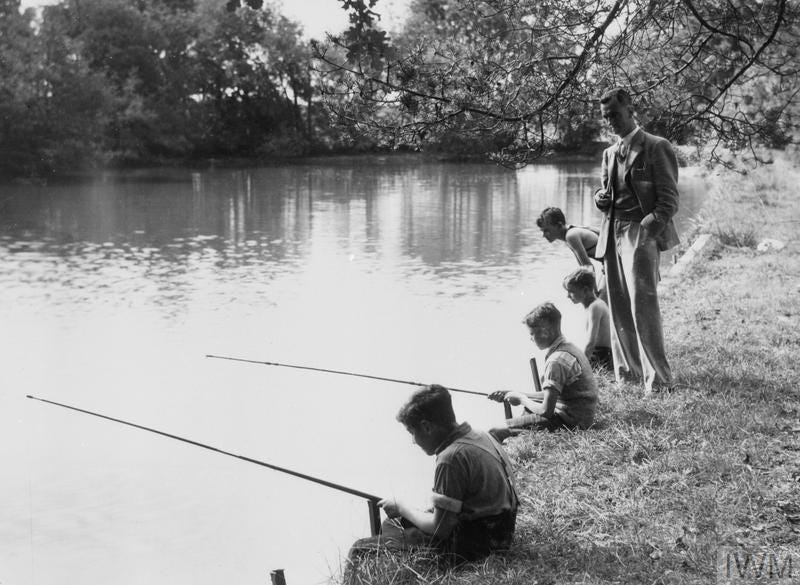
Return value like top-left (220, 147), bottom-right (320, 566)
top-left (604, 219), bottom-right (673, 391)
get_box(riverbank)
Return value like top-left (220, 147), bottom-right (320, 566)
top-left (340, 154), bottom-right (800, 584)
top-left (2, 146), bottom-right (611, 185)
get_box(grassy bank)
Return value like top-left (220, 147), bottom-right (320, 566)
top-left (340, 155), bottom-right (800, 584)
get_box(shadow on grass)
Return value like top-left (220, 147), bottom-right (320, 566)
top-left (506, 535), bottom-right (715, 585)
top-left (590, 412), bottom-right (662, 432)
top-left (683, 372), bottom-right (783, 397)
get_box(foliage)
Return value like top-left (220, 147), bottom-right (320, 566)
top-left (0, 1), bottom-right (41, 176)
top-left (0, 0), bottom-right (112, 177)
top-left (0, 0), bottom-right (331, 178)
top-left (4, 0), bottom-right (799, 177)
top-left (315, 0), bottom-right (800, 166)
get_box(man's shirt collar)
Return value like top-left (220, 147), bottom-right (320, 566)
top-left (619, 125), bottom-right (640, 148)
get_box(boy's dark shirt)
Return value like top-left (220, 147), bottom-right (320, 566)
top-left (431, 423), bottom-right (517, 560)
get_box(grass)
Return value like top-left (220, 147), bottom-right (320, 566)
top-left (337, 154), bottom-right (800, 584)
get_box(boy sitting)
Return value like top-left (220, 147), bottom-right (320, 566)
top-left (349, 384), bottom-right (517, 566)
top-left (489, 302), bottom-right (598, 442)
top-left (564, 267), bottom-right (613, 371)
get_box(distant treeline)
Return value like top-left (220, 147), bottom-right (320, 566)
top-left (2, 0), bottom-right (797, 179)
top-left (0, 0), bottom-right (358, 178)
top-left (0, 0), bottom-right (605, 179)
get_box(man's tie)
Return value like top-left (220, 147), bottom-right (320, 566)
top-left (617, 142), bottom-right (628, 160)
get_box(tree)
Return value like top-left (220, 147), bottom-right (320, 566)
top-left (187, 0), bottom-right (312, 156)
top-left (34, 0), bottom-right (315, 164)
top-left (0, 0), bottom-right (115, 177)
top-left (0, 0), bottom-right (336, 178)
top-left (314, 0), bottom-right (800, 165)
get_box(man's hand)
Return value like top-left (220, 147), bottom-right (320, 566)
top-left (640, 212), bottom-right (665, 236)
top-left (594, 188), bottom-right (611, 211)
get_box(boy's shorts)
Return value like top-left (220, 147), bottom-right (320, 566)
top-left (590, 346), bottom-right (613, 371)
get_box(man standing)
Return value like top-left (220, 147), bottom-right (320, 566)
top-left (594, 87), bottom-right (680, 393)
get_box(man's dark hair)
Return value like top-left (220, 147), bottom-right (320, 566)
top-left (397, 384), bottom-right (456, 429)
top-left (563, 267), bottom-right (596, 292)
top-left (522, 302), bottom-right (562, 329)
top-left (536, 207), bottom-right (566, 228)
top-left (600, 87), bottom-right (633, 106)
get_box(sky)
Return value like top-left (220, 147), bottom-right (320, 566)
top-left (282, 0), bottom-right (410, 38)
top-left (19, 0), bottom-right (411, 39)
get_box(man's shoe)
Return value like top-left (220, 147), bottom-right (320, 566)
top-left (648, 382), bottom-right (677, 394)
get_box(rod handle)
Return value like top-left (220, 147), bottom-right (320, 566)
top-left (367, 499), bottom-right (382, 536)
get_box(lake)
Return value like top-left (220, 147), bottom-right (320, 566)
top-left (0, 155), bottom-right (703, 585)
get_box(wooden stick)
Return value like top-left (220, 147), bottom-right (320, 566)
top-left (367, 500), bottom-right (382, 537)
top-left (530, 357), bottom-right (542, 392)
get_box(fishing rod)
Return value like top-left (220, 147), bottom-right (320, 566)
top-left (205, 354), bottom-right (490, 398)
top-left (26, 394), bottom-right (384, 535)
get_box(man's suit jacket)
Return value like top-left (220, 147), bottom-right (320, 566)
top-left (595, 129), bottom-right (681, 259)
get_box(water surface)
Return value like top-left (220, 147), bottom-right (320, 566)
top-left (0, 155), bottom-right (703, 585)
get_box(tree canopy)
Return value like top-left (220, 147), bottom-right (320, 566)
top-left (316, 0), bottom-right (800, 165)
top-left (1, 0), bottom-right (798, 178)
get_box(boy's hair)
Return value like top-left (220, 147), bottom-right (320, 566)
top-left (397, 384), bottom-right (456, 429)
top-left (600, 87), bottom-right (633, 106)
top-left (536, 207), bottom-right (566, 228)
top-left (522, 302), bottom-right (562, 330)
top-left (563, 267), bottom-right (596, 292)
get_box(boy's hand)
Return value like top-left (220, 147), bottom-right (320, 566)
top-left (487, 390), bottom-right (510, 402)
top-left (378, 497), bottom-right (402, 518)
top-left (504, 391), bottom-right (526, 406)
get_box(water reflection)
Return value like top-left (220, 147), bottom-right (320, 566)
top-left (1, 158), bottom-right (614, 266)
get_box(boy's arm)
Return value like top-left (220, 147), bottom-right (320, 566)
top-left (504, 389), bottom-right (557, 417)
top-left (488, 389), bottom-right (545, 402)
top-left (583, 302), bottom-right (603, 359)
top-left (565, 230), bottom-right (594, 266)
top-left (379, 498), bottom-right (459, 538)
top-left (519, 352), bottom-right (576, 418)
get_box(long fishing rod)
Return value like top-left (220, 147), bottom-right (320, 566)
top-left (205, 354), bottom-right (490, 397)
top-left (26, 394), bottom-right (384, 534)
